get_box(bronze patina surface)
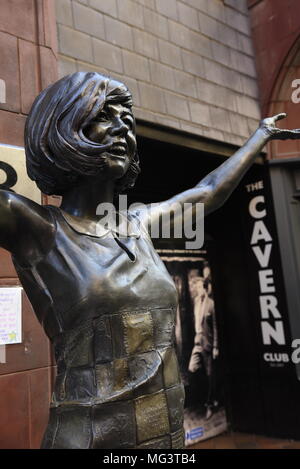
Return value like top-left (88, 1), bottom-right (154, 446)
top-left (0, 72), bottom-right (300, 448)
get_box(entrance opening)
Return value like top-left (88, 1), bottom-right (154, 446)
top-left (129, 135), bottom-right (267, 438)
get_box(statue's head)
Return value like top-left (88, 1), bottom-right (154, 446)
top-left (25, 72), bottom-right (140, 195)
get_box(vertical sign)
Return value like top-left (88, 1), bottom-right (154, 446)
top-left (241, 170), bottom-right (292, 371)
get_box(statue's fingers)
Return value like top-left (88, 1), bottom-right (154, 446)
top-left (279, 128), bottom-right (300, 133)
top-left (273, 113), bottom-right (287, 122)
top-left (288, 128), bottom-right (300, 139)
top-left (274, 128), bottom-right (300, 140)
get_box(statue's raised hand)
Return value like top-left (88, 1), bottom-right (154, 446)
top-left (260, 113), bottom-right (300, 140)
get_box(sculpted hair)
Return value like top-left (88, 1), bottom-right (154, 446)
top-left (25, 72), bottom-right (140, 195)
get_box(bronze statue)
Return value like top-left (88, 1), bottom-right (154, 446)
top-left (0, 72), bottom-right (299, 449)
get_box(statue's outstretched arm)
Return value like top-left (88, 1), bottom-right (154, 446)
top-left (0, 190), bottom-right (54, 260)
top-left (0, 190), bottom-right (19, 252)
top-left (138, 114), bottom-right (300, 231)
top-left (193, 113), bottom-right (300, 215)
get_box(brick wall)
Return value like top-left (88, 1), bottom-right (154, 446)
top-left (248, 0), bottom-right (300, 115)
top-left (0, 0), bottom-right (58, 448)
top-left (56, 0), bottom-right (261, 147)
top-left (248, 0), bottom-right (300, 160)
top-left (0, 0), bottom-right (58, 146)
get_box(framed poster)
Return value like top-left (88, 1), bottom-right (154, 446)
top-left (158, 248), bottom-right (228, 445)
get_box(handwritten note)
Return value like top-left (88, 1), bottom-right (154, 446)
top-left (0, 288), bottom-right (22, 345)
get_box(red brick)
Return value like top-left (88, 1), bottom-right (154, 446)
top-left (189, 431), bottom-right (300, 450)
top-left (189, 437), bottom-right (214, 449)
top-left (0, 31), bottom-right (20, 113)
top-left (282, 100), bottom-right (300, 128)
top-left (290, 1), bottom-right (300, 35)
top-left (249, 0), bottom-right (300, 119)
top-left (34, 0), bottom-right (58, 53)
top-left (275, 139), bottom-right (298, 157)
top-left (270, 99), bottom-right (300, 158)
top-left (39, 46), bottom-right (58, 90)
top-left (0, 0), bottom-right (36, 42)
top-left (275, 65), bottom-right (297, 102)
top-left (43, 0), bottom-right (58, 53)
top-left (35, 0), bottom-right (46, 46)
top-left (19, 40), bottom-right (40, 114)
top-left (0, 372), bottom-right (30, 448)
top-left (29, 367), bottom-right (52, 448)
top-left (0, 248), bottom-right (17, 278)
top-left (0, 110), bottom-right (26, 147)
top-left (0, 0), bottom-right (59, 452)
top-left (247, 0), bottom-right (260, 11)
top-left (0, 279), bottom-right (19, 287)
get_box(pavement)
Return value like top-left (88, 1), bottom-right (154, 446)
top-left (188, 431), bottom-right (300, 449)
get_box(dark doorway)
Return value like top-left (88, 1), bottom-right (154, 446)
top-left (127, 135), bottom-right (268, 435)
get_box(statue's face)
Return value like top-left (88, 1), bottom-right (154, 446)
top-left (84, 92), bottom-right (136, 181)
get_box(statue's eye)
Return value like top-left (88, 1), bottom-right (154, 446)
top-left (96, 111), bottom-right (108, 122)
top-left (122, 114), bottom-right (134, 129)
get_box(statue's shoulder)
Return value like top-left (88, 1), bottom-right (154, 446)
top-left (0, 190), bottom-right (52, 223)
top-left (0, 190), bottom-right (56, 261)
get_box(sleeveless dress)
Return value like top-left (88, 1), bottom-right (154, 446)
top-left (13, 206), bottom-right (185, 449)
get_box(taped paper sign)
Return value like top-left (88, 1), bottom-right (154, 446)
top-left (0, 288), bottom-right (22, 345)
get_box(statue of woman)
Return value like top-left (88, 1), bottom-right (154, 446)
top-left (0, 72), bottom-right (299, 449)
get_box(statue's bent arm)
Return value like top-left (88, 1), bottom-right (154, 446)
top-left (137, 113), bottom-right (300, 231)
top-left (0, 190), bottom-right (54, 262)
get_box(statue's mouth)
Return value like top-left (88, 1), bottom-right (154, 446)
top-left (109, 143), bottom-right (127, 158)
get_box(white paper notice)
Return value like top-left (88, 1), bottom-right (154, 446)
top-left (0, 288), bottom-right (22, 345)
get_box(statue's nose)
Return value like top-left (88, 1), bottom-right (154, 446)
top-left (110, 117), bottom-right (127, 136)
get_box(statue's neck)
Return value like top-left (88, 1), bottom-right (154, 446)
top-left (60, 178), bottom-right (115, 220)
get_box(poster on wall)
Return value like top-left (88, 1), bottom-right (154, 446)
top-left (0, 287), bottom-right (22, 345)
top-left (158, 248), bottom-right (228, 446)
